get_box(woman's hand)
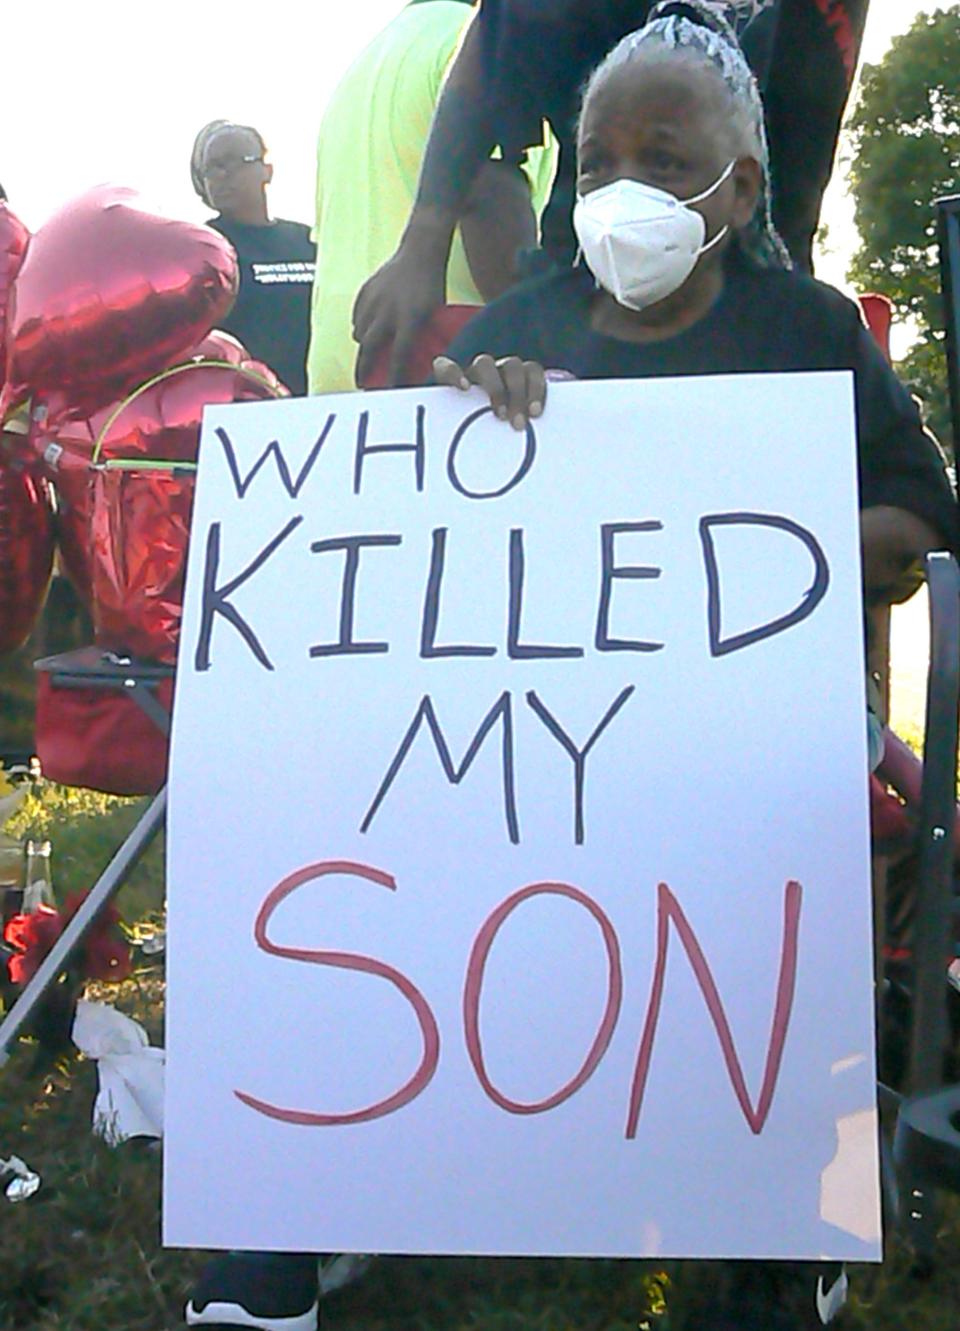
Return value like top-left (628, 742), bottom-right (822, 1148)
top-left (433, 355), bottom-right (547, 430)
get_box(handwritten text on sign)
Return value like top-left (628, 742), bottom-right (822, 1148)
top-left (165, 376), bottom-right (880, 1260)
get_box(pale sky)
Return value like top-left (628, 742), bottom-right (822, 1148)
top-left (4, 0), bottom-right (939, 299)
top-left (5, 0), bottom-right (402, 230)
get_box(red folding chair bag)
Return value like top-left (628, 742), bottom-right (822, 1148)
top-left (35, 673), bottom-right (173, 796)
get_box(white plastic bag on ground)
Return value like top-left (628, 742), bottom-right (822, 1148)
top-left (72, 999), bottom-right (164, 1144)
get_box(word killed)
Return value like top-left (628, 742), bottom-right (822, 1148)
top-left (192, 512), bottom-right (829, 673)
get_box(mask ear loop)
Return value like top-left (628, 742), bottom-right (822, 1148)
top-left (699, 222), bottom-right (730, 254)
top-left (683, 156), bottom-right (737, 206)
top-left (683, 157), bottom-right (737, 254)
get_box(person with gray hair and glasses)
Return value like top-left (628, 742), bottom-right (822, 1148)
top-left (191, 119), bottom-right (315, 394)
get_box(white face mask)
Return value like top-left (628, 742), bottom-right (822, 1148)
top-left (572, 159), bottom-right (737, 311)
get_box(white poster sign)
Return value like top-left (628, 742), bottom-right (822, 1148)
top-left (164, 375), bottom-right (881, 1260)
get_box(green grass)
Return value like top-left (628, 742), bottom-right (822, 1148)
top-left (2, 785), bottom-right (960, 1330)
top-left (4, 783), bottom-right (164, 925)
top-left (0, 984), bottom-right (207, 1331)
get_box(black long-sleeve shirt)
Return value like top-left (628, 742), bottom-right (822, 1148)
top-left (446, 253), bottom-right (957, 548)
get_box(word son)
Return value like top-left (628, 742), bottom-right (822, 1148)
top-left (234, 861), bottom-right (802, 1139)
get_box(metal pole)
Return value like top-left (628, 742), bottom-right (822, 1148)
top-left (936, 195), bottom-right (960, 474)
top-left (907, 554), bottom-right (960, 1094)
top-left (0, 788), bottom-right (167, 1065)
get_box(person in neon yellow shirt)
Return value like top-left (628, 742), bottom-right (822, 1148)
top-left (308, 0), bottom-right (556, 393)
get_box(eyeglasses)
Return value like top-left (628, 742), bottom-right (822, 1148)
top-left (203, 154), bottom-right (263, 179)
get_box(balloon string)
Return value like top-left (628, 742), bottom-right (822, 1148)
top-left (98, 459), bottom-right (198, 474)
top-left (91, 357), bottom-right (282, 465)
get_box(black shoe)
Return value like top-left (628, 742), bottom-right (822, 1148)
top-left (185, 1252), bottom-right (319, 1330)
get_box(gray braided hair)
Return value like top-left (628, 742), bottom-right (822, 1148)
top-left (190, 120), bottom-right (268, 209)
top-left (580, 0), bottom-right (790, 269)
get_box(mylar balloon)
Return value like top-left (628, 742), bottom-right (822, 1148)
top-left (85, 358), bottom-right (285, 662)
top-left (91, 357), bottom-right (286, 463)
top-left (190, 329), bottom-right (248, 365)
top-left (34, 355), bottom-right (286, 465)
top-left (0, 454), bottom-right (54, 655)
top-left (28, 356), bottom-right (284, 619)
top-left (90, 465), bottom-right (194, 664)
top-left (189, 331), bottom-right (290, 393)
top-left (0, 203), bottom-right (29, 387)
top-left (2, 186), bottom-right (238, 415)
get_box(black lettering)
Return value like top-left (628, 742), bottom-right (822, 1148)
top-left (526, 687), bottom-right (635, 844)
top-left (699, 512), bottom-right (830, 657)
top-left (194, 517), bottom-right (303, 672)
top-left (420, 528), bottom-right (497, 658)
top-left (353, 406), bottom-right (426, 495)
top-left (216, 418), bottom-right (335, 499)
top-left (595, 522), bottom-right (664, 653)
top-left (447, 408), bottom-right (536, 499)
top-left (361, 693), bottom-right (519, 844)
top-left (309, 535), bottom-right (402, 657)
top-left (508, 529), bottom-right (584, 660)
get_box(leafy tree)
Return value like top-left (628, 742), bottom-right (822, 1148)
top-left (847, 5), bottom-right (960, 450)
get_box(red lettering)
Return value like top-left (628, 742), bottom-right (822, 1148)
top-left (235, 860), bottom-right (440, 1125)
top-left (463, 882), bottom-right (622, 1113)
top-left (625, 880), bottom-right (802, 1138)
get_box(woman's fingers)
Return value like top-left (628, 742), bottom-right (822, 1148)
top-left (433, 356), bottom-right (471, 391)
top-left (495, 358), bottom-right (545, 427)
top-left (525, 361), bottom-right (547, 419)
top-left (499, 358), bottom-right (531, 428)
top-left (465, 354), bottom-right (509, 420)
top-left (433, 355), bottom-right (548, 429)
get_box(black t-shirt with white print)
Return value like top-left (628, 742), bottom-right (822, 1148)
top-left (208, 216), bottom-right (316, 396)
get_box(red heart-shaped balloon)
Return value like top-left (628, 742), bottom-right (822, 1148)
top-left (90, 465), bottom-right (195, 664)
top-left (191, 329), bottom-right (248, 365)
top-left (28, 353), bottom-right (283, 615)
top-left (0, 452), bottom-right (54, 655)
top-left (3, 186), bottom-right (238, 417)
top-left (87, 358), bottom-right (285, 661)
top-left (0, 203), bottom-right (29, 387)
top-left (32, 351), bottom-right (286, 462)
top-left (29, 353), bottom-right (285, 641)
